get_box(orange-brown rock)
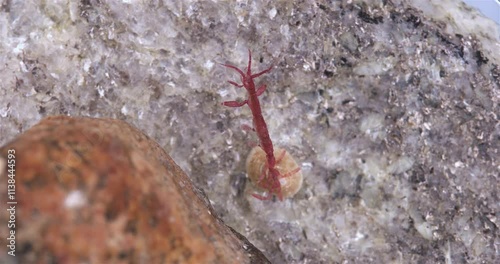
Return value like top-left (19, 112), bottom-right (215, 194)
top-left (0, 116), bottom-right (269, 264)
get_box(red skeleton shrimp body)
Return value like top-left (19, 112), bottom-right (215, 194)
top-left (221, 50), bottom-right (300, 200)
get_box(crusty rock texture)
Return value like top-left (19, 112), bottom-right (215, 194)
top-left (0, 1), bottom-right (499, 263)
top-left (0, 116), bottom-right (269, 264)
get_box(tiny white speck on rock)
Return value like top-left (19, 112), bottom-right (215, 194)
top-left (121, 105), bottom-right (128, 115)
top-left (97, 86), bottom-right (105, 98)
top-left (268, 8), bottom-right (277, 19)
top-left (204, 60), bottom-right (214, 70)
top-left (64, 190), bottom-right (87, 209)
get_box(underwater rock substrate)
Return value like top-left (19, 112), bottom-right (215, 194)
top-left (0, 116), bottom-right (269, 264)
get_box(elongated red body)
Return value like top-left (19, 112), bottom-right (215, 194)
top-left (221, 50), bottom-right (285, 200)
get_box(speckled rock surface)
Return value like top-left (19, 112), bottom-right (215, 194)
top-left (0, 0), bottom-right (498, 263)
top-left (0, 116), bottom-right (269, 263)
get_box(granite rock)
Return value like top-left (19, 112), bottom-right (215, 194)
top-left (0, 0), bottom-right (499, 263)
top-left (0, 116), bottom-right (269, 264)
